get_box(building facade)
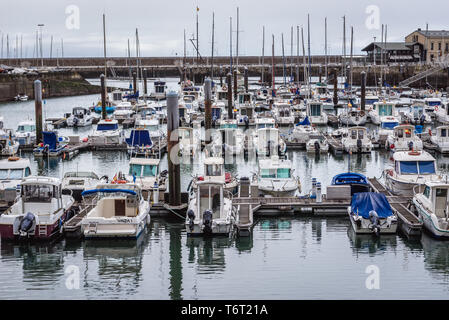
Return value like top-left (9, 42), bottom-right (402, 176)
top-left (405, 29), bottom-right (449, 63)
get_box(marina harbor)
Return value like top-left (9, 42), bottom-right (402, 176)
top-left (2, 2), bottom-right (449, 302)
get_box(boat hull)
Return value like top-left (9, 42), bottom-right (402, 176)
top-left (348, 212), bottom-right (398, 234)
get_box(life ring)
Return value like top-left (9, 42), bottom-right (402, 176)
top-left (387, 169), bottom-right (394, 176)
top-left (8, 156), bottom-right (20, 161)
top-left (112, 180), bottom-right (127, 184)
top-left (408, 150), bottom-right (421, 156)
top-left (225, 172), bottom-right (232, 184)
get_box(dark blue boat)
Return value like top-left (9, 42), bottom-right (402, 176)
top-left (331, 172), bottom-right (370, 195)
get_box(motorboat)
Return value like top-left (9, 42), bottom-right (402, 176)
top-left (211, 120), bottom-right (245, 156)
top-left (150, 80), bottom-right (167, 100)
top-left (89, 119), bottom-right (123, 145)
top-left (177, 127), bottom-right (200, 157)
top-left (15, 121), bottom-right (36, 145)
top-left (404, 103), bottom-right (432, 124)
top-left (307, 101), bottom-right (328, 125)
top-left (287, 116), bottom-right (318, 144)
top-left (189, 157), bottom-right (239, 195)
top-left (339, 109), bottom-right (367, 126)
top-left (348, 192), bottom-right (397, 236)
top-left (435, 102), bottom-right (449, 124)
top-left (430, 126), bottom-right (449, 154)
top-left (33, 131), bottom-right (67, 157)
top-left (306, 134), bottom-right (329, 154)
top-left (127, 157), bottom-right (167, 201)
top-left (66, 107), bottom-right (94, 127)
top-left (113, 101), bottom-right (134, 121)
top-left (80, 183), bottom-right (150, 239)
top-left (273, 103), bottom-right (295, 126)
top-left (0, 176), bottom-right (75, 240)
top-left (0, 157), bottom-right (31, 210)
top-left (186, 179), bottom-right (236, 236)
top-left (385, 150), bottom-right (441, 196)
top-left (251, 155), bottom-right (301, 197)
top-left (236, 96), bottom-right (256, 127)
top-left (62, 171), bottom-right (102, 202)
top-left (424, 97), bottom-right (442, 115)
top-left (369, 102), bottom-right (399, 125)
top-left (375, 117), bottom-right (399, 147)
top-left (385, 125), bottom-right (423, 152)
top-left (413, 181), bottom-right (449, 238)
top-left (14, 94), bottom-right (29, 102)
top-left (125, 129), bottom-right (153, 156)
top-left (0, 136), bottom-right (19, 156)
top-left (252, 118), bottom-right (286, 157)
top-left (341, 126), bottom-right (373, 153)
top-left (331, 172), bottom-right (371, 196)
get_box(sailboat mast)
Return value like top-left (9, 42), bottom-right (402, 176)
top-left (282, 33), bottom-right (286, 85)
top-left (103, 14), bottom-right (107, 89)
top-left (350, 26), bottom-right (353, 92)
top-left (301, 27), bottom-right (307, 86)
top-left (307, 14), bottom-right (311, 98)
top-left (236, 7), bottom-right (239, 69)
top-left (211, 12), bottom-right (215, 78)
top-left (271, 34), bottom-right (275, 93)
top-left (261, 26), bottom-right (265, 85)
top-left (325, 17), bottom-right (328, 82)
top-left (290, 26), bottom-right (293, 82)
top-left (230, 17), bottom-right (233, 72)
top-left (296, 26), bottom-right (300, 86)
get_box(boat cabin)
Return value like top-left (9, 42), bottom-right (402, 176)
top-left (220, 119), bottom-right (238, 129)
top-left (373, 102), bottom-right (396, 116)
top-left (365, 95), bottom-right (380, 105)
top-left (392, 125), bottom-right (416, 141)
top-left (331, 172), bottom-right (370, 195)
top-left (421, 182), bottom-right (449, 220)
top-left (238, 92), bottom-right (252, 105)
top-left (97, 119), bottom-right (119, 131)
top-left (20, 176), bottom-right (64, 214)
top-left (346, 127), bottom-right (368, 140)
top-left (0, 157), bottom-right (31, 181)
top-left (154, 81), bottom-right (167, 94)
top-left (196, 181), bottom-right (225, 220)
top-left (255, 118), bottom-right (275, 130)
top-left (129, 158), bottom-right (159, 179)
top-left (258, 157), bottom-right (293, 179)
top-left (392, 151), bottom-right (436, 176)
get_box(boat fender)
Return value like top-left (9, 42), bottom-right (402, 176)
top-left (369, 210), bottom-right (381, 237)
top-left (314, 141), bottom-right (320, 152)
top-left (357, 139), bottom-right (362, 152)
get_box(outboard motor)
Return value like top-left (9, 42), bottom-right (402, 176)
top-left (369, 210), bottom-right (381, 237)
top-left (357, 139), bottom-right (362, 153)
top-left (73, 116), bottom-right (79, 127)
top-left (244, 116), bottom-right (249, 128)
top-left (19, 212), bottom-right (36, 237)
top-left (202, 210), bottom-right (213, 234)
top-left (408, 141), bottom-right (414, 151)
top-left (212, 115), bottom-right (217, 128)
top-left (420, 114), bottom-right (425, 125)
top-left (314, 141), bottom-right (320, 153)
top-left (187, 209), bottom-right (195, 231)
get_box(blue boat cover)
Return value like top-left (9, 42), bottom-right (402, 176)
top-left (415, 125), bottom-right (423, 134)
top-left (350, 192), bottom-right (392, 218)
top-left (332, 172), bottom-right (368, 185)
top-left (43, 131), bottom-right (58, 150)
top-left (126, 130), bottom-right (153, 147)
top-left (124, 91), bottom-right (139, 100)
top-left (296, 116), bottom-right (311, 126)
top-left (81, 189), bottom-right (136, 196)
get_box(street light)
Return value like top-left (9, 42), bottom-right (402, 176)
top-left (38, 24), bottom-right (44, 68)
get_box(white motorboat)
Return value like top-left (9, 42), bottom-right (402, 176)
top-left (189, 157), bottom-right (239, 195)
top-left (430, 126), bottom-right (449, 154)
top-left (435, 102), bottom-right (449, 124)
top-left (339, 109), bottom-right (367, 126)
top-left (177, 127), bottom-right (200, 157)
top-left (404, 103), bottom-right (432, 124)
top-left (89, 119), bottom-right (123, 145)
top-left (66, 107), bottom-right (94, 127)
top-left (15, 120), bottom-right (36, 145)
top-left (348, 192), bottom-right (397, 236)
top-left (127, 157), bottom-right (167, 201)
top-left (385, 150), bottom-right (441, 196)
top-left (288, 117), bottom-right (318, 144)
top-left (307, 101), bottom-right (328, 125)
top-left (0, 137), bottom-right (19, 156)
top-left (81, 183), bottom-right (150, 239)
top-left (186, 179), bottom-right (236, 236)
top-left (306, 135), bottom-right (329, 154)
top-left (0, 176), bottom-right (75, 240)
top-left (252, 121), bottom-right (286, 157)
top-left (251, 155), bottom-right (301, 197)
top-left (341, 127), bottom-right (373, 153)
top-left (375, 117), bottom-right (400, 147)
top-left (211, 120), bottom-right (245, 156)
top-left (369, 102), bottom-right (399, 125)
top-left (236, 96), bottom-right (256, 127)
top-left (113, 101), bottom-right (134, 121)
top-left (150, 80), bottom-right (167, 100)
top-left (273, 103), bottom-right (295, 126)
top-left (424, 97), bottom-right (442, 114)
top-left (14, 94), bottom-right (29, 102)
top-left (385, 125), bottom-right (423, 152)
top-left (62, 171), bottom-right (102, 202)
top-left (413, 181), bottom-right (449, 238)
top-left (0, 157), bottom-right (31, 209)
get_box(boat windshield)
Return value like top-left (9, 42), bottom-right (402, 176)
top-left (129, 164), bottom-right (158, 177)
top-left (97, 123), bottom-right (118, 131)
top-left (378, 105), bottom-right (393, 116)
top-left (22, 184), bottom-right (55, 203)
top-left (257, 123), bottom-right (274, 129)
top-left (17, 125), bottom-right (35, 132)
top-left (206, 164), bottom-right (222, 176)
top-left (261, 169), bottom-right (277, 178)
top-left (277, 168), bottom-right (291, 178)
top-left (381, 122), bottom-right (399, 129)
top-left (198, 184), bottom-right (222, 218)
top-left (9, 169), bottom-right (24, 180)
top-left (399, 161), bottom-right (436, 174)
top-left (366, 99), bottom-right (379, 104)
top-left (310, 104), bottom-right (322, 116)
top-left (427, 101), bottom-right (441, 106)
top-left (221, 124), bottom-right (237, 129)
top-left (0, 168), bottom-right (27, 180)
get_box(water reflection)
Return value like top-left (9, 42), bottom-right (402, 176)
top-left (347, 228), bottom-right (398, 255)
top-left (421, 233), bottom-right (449, 281)
top-left (186, 236), bottom-right (231, 274)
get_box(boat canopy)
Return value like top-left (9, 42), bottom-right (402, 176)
top-left (43, 131), bottom-right (59, 150)
top-left (350, 192), bottom-right (392, 218)
top-left (296, 116), bottom-right (311, 126)
top-left (332, 172), bottom-right (368, 185)
top-left (81, 189), bottom-right (137, 196)
top-left (126, 130), bottom-right (152, 147)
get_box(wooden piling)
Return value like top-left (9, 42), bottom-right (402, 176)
top-left (233, 69), bottom-right (238, 100)
top-left (204, 78), bottom-right (212, 143)
top-left (100, 74), bottom-right (107, 120)
top-left (132, 72), bottom-right (137, 94)
top-left (333, 69), bottom-right (338, 108)
top-left (361, 71), bottom-right (366, 111)
top-left (143, 68), bottom-right (148, 98)
top-left (244, 66), bottom-right (248, 92)
top-left (227, 72), bottom-right (233, 119)
top-left (167, 91), bottom-right (181, 206)
top-left (34, 80), bottom-right (43, 144)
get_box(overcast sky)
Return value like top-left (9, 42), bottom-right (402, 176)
top-left (1, 0), bottom-right (448, 58)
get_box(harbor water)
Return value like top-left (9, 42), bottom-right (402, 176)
top-left (0, 79), bottom-right (449, 299)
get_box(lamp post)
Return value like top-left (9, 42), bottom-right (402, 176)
top-left (38, 24), bottom-right (44, 68)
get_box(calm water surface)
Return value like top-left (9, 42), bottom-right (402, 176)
top-left (0, 79), bottom-right (449, 299)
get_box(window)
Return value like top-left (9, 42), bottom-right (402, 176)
top-left (446, 43), bottom-right (449, 52)
top-left (351, 130), bottom-right (357, 139)
top-left (436, 188), bottom-right (448, 197)
top-left (441, 129), bottom-right (447, 137)
top-left (311, 104), bottom-right (321, 117)
top-left (22, 185), bottom-right (53, 203)
top-left (418, 161), bottom-right (436, 174)
top-left (0, 169), bottom-right (8, 179)
top-left (129, 164), bottom-right (143, 176)
top-left (400, 161), bottom-right (418, 174)
top-left (261, 169), bottom-right (276, 178)
top-left (423, 186), bottom-right (430, 198)
top-left (97, 123), bottom-right (118, 131)
top-left (405, 128), bottom-right (412, 138)
top-left (277, 168), bottom-right (291, 178)
top-left (9, 169), bottom-right (23, 180)
top-left (397, 130), bottom-right (404, 138)
top-left (206, 164), bottom-right (222, 176)
top-left (431, 42), bottom-right (434, 50)
top-left (439, 43), bottom-right (442, 50)
top-left (358, 131), bottom-right (364, 139)
top-left (381, 122), bottom-right (398, 130)
top-left (143, 165), bottom-right (157, 177)
top-left (25, 168), bottom-right (31, 177)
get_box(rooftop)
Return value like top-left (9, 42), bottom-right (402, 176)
top-left (362, 42), bottom-right (413, 52)
top-left (415, 29), bottom-right (449, 38)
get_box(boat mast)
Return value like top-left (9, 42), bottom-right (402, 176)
top-left (325, 17), bottom-right (328, 82)
top-left (211, 12), bottom-right (215, 78)
top-left (296, 26), bottom-right (300, 87)
top-left (183, 29), bottom-right (186, 82)
top-left (261, 26), bottom-right (265, 85)
top-left (342, 15), bottom-right (346, 83)
top-left (236, 6), bottom-right (239, 69)
top-left (290, 26), bottom-right (293, 82)
top-left (350, 26), bottom-right (353, 92)
top-left (229, 17), bottom-right (233, 73)
top-left (103, 14), bottom-right (107, 102)
top-left (271, 34), bottom-right (275, 94)
top-left (282, 33), bottom-right (286, 86)
top-left (307, 14), bottom-right (311, 99)
top-left (301, 27), bottom-right (307, 89)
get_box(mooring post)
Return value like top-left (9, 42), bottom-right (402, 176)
top-left (219, 66), bottom-right (223, 86)
top-left (233, 69), bottom-right (238, 100)
top-left (100, 74), bottom-right (107, 120)
top-left (204, 78), bottom-right (212, 143)
top-left (143, 68), bottom-right (148, 99)
top-left (34, 80), bottom-right (43, 144)
top-left (244, 66), bottom-right (248, 92)
top-left (132, 72), bottom-right (137, 94)
top-left (167, 91), bottom-right (181, 206)
top-left (227, 72), bottom-right (233, 119)
top-left (333, 69), bottom-right (338, 109)
top-left (361, 71), bottom-right (366, 111)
